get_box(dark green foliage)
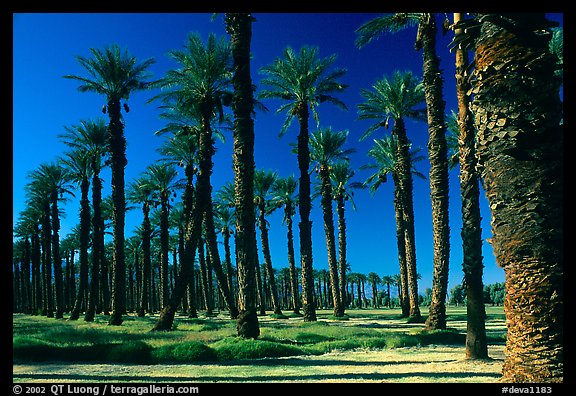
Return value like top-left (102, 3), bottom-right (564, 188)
top-left (211, 338), bottom-right (306, 360)
top-left (152, 341), bottom-right (218, 363)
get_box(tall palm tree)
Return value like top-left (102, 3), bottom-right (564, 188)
top-left (356, 13), bottom-right (451, 330)
top-left (213, 195), bottom-right (236, 300)
top-left (381, 275), bottom-right (394, 308)
top-left (151, 33), bottom-right (237, 330)
top-left (254, 169), bottom-right (283, 316)
top-left (358, 71), bottom-right (427, 320)
top-left (271, 175), bottom-right (300, 315)
top-left (144, 162), bottom-right (182, 308)
top-left (329, 161), bottom-right (363, 309)
top-left (259, 46), bottom-right (348, 321)
top-left (59, 118), bottom-right (109, 321)
top-left (309, 127), bottom-right (354, 318)
top-left (449, 13), bottom-right (489, 360)
top-left (225, 12), bottom-right (261, 338)
top-left (64, 44), bottom-right (155, 325)
top-left (453, 13), bottom-right (563, 382)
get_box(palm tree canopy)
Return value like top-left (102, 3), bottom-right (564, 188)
top-left (361, 135), bottom-right (426, 195)
top-left (254, 169), bottom-right (279, 215)
top-left (26, 162), bottom-right (76, 204)
top-left (258, 46), bottom-right (348, 136)
top-left (58, 118), bottom-right (109, 172)
top-left (309, 127), bottom-right (355, 167)
top-left (150, 32), bottom-right (233, 121)
top-left (64, 44), bottom-right (155, 102)
top-left (357, 70), bottom-right (427, 141)
top-left (59, 149), bottom-right (93, 186)
top-left (127, 175), bottom-right (156, 207)
top-left (271, 175), bottom-right (299, 220)
top-left (355, 13), bottom-right (422, 48)
top-left (143, 163), bottom-right (184, 202)
top-left (329, 161), bottom-right (364, 211)
top-left (157, 134), bottom-right (198, 169)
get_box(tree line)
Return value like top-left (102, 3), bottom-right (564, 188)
top-left (13, 13), bottom-right (563, 382)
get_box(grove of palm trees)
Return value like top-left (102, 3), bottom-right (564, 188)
top-left (13, 12), bottom-right (563, 384)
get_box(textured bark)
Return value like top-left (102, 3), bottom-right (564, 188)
top-left (392, 173), bottom-right (410, 317)
top-left (454, 13), bottom-right (488, 359)
top-left (137, 202), bottom-right (152, 317)
top-left (41, 202), bottom-right (54, 318)
top-left (159, 192), bottom-right (170, 308)
top-left (69, 178), bottom-right (90, 320)
top-left (50, 193), bottom-right (64, 319)
top-left (284, 204), bottom-right (300, 314)
top-left (226, 12), bottom-right (260, 338)
top-left (319, 165), bottom-right (343, 317)
top-left (257, 203), bottom-right (282, 315)
top-left (472, 14), bottom-right (563, 382)
top-left (393, 118), bottom-right (420, 320)
top-left (421, 14), bottom-right (450, 331)
top-left (296, 104), bottom-right (316, 321)
top-left (85, 173), bottom-right (103, 321)
top-left (107, 99), bottom-right (127, 326)
top-left (335, 194), bottom-right (347, 309)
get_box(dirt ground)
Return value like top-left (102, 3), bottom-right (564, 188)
top-left (13, 344), bottom-right (505, 383)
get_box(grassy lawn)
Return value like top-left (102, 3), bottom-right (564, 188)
top-left (13, 305), bottom-right (507, 383)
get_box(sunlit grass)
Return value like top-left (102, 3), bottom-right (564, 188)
top-left (13, 305), bottom-right (507, 364)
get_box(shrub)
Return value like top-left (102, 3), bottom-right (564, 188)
top-left (153, 341), bottom-right (218, 363)
top-left (211, 338), bottom-right (306, 360)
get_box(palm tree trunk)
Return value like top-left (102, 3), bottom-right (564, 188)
top-left (285, 204), bottom-right (300, 315)
top-left (160, 193), bottom-right (170, 308)
top-left (335, 194), bottom-right (348, 311)
top-left (137, 203), bottom-right (152, 317)
top-left (392, 175), bottom-right (410, 317)
top-left (226, 12), bottom-right (261, 338)
top-left (393, 118), bottom-right (420, 320)
top-left (85, 173), bottom-right (103, 321)
top-left (257, 204), bottom-right (283, 316)
top-left (107, 99), bottom-right (127, 326)
top-left (472, 13), bottom-right (563, 382)
top-left (453, 12), bottom-right (488, 359)
top-left (70, 178), bottom-right (90, 320)
top-left (296, 104), bottom-right (316, 322)
top-left (32, 230), bottom-right (42, 314)
top-left (41, 203), bottom-right (54, 318)
top-left (421, 13), bottom-right (450, 331)
top-left (319, 165), bottom-right (343, 317)
top-left (50, 194), bottom-right (64, 319)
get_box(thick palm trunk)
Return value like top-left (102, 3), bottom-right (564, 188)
top-left (69, 179), bottom-right (90, 320)
top-left (420, 13), bottom-right (450, 331)
top-left (453, 13), bottom-right (488, 359)
top-left (50, 194), bottom-right (64, 319)
top-left (296, 104), bottom-right (316, 321)
top-left (335, 194), bottom-right (348, 310)
top-left (137, 203), bottom-right (152, 317)
top-left (319, 165), bottom-right (343, 317)
top-left (31, 231), bottom-right (42, 314)
top-left (226, 12), bottom-right (260, 338)
top-left (257, 204), bottom-right (282, 316)
top-left (107, 99), bottom-right (127, 326)
top-left (392, 176), bottom-right (410, 317)
top-left (472, 14), bottom-right (563, 382)
top-left (393, 119), bottom-right (420, 320)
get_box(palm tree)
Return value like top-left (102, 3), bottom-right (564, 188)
top-left (259, 46), bottom-right (348, 321)
top-left (64, 44), bottom-right (155, 325)
top-left (358, 71), bottom-right (427, 320)
top-left (225, 12), bottom-right (261, 339)
top-left (357, 13), bottom-right (451, 330)
top-left (367, 272), bottom-right (381, 308)
top-left (213, 196), bottom-right (236, 301)
top-left (150, 33), bottom-right (238, 330)
top-left (271, 175), bottom-right (300, 315)
top-left (453, 13), bottom-right (563, 382)
top-left (329, 161), bottom-right (363, 309)
top-left (144, 162), bottom-right (182, 308)
top-left (449, 13), bottom-right (489, 360)
top-left (254, 169), bottom-right (283, 317)
top-left (381, 275), bottom-right (394, 308)
top-left (309, 127), bottom-right (354, 318)
top-left (59, 118), bottom-right (109, 321)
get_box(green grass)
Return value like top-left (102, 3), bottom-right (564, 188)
top-left (13, 306), bottom-right (507, 365)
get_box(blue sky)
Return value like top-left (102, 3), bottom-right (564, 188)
top-left (12, 12), bottom-right (563, 295)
